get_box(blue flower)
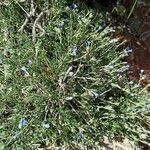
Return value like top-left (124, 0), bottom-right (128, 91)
top-left (18, 119), bottom-right (28, 129)
top-left (97, 25), bottom-right (103, 32)
top-left (71, 46), bottom-right (77, 56)
top-left (144, 103), bottom-right (150, 109)
top-left (70, 3), bottom-right (78, 10)
top-left (57, 22), bottom-right (65, 29)
top-left (88, 128), bottom-right (93, 133)
top-left (13, 132), bottom-right (20, 139)
top-left (79, 131), bottom-right (84, 139)
top-left (85, 41), bottom-right (92, 49)
top-left (124, 47), bottom-right (133, 56)
top-left (27, 59), bottom-right (33, 65)
top-left (125, 64), bottom-right (130, 70)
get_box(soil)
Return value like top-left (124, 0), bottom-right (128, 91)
top-left (118, 3), bottom-right (150, 86)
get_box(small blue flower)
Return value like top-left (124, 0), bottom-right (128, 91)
top-left (144, 103), bottom-right (150, 109)
top-left (85, 41), bottom-right (92, 49)
top-left (88, 128), bottom-right (93, 133)
top-left (125, 64), bottom-right (130, 70)
top-left (101, 20), bottom-right (106, 26)
top-left (132, 107), bottom-right (138, 113)
top-left (71, 46), bottom-right (77, 56)
top-left (13, 132), bottom-right (20, 139)
top-left (124, 47), bottom-right (133, 56)
top-left (18, 119), bottom-right (28, 129)
top-left (27, 59), bottom-right (33, 65)
top-left (97, 25), bottom-right (103, 32)
top-left (70, 3), bottom-right (78, 10)
top-left (57, 22), bottom-right (65, 29)
top-left (125, 46), bottom-right (132, 51)
top-left (79, 131), bottom-right (84, 139)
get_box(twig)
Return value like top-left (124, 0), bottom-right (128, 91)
top-left (44, 104), bottom-right (49, 122)
top-left (126, 0), bottom-right (137, 21)
top-left (3, 27), bottom-right (9, 42)
top-left (36, 24), bottom-right (45, 36)
top-left (18, 0), bottom-right (49, 43)
top-left (32, 10), bottom-right (49, 43)
top-left (18, 0), bottom-right (35, 33)
top-left (32, 11), bottom-right (44, 43)
top-left (63, 66), bottom-right (73, 82)
top-left (17, 2), bottom-right (30, 17)
top-left (30, 0), bottom-right (35, 16)
top-left (18, 17), bottom-right (29, 33)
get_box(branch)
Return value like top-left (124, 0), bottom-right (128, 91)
top-left (30, 0), bottom-right (35, 16)
top-left (18, 0), bottom-right (35, 33)
top-left (18, 17), bottom-right (29, 33)
top-left (32, 10), bottom-right (49, 43)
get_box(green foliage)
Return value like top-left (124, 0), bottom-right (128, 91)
top-left (0, 0), bottom-right (149, 149)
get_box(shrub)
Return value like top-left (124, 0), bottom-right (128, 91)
top-left (0, 1), bottom-right (149, 149)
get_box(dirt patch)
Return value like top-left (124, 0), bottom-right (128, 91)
top-left (117, 3), bottom-right (150, 86)
top-left (101, 137), bottom-right (141, 150)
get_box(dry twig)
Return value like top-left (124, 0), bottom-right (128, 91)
top-left (32, 10), bottom-right (49, 43)
top-left (18, 0), bottom-right (35, 33)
